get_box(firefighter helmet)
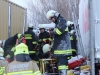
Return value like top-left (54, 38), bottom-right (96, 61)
top-left (14, 43), bottom-right (29, 55)
top-left (67, 21), bottom-right (72, 26)
top-left (42, 44), bottom-right (51, 53)
top-left (39, 25), bottom-right (45, 29)
top-left (46, 10), bottom-right (60, 20)
top-left (28, 23), bottom-right (33, 28)
top-left (0, 47), bottom-right (4, 56)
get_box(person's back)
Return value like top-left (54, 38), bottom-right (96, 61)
top-left (24, 29), bottom-right (36, 52)
top-left (4, 60), bottom-right (40, 75)
top-left (4, 43), bottom-right (41, 75)
top-left (24, 24), bottom-right (39, 63)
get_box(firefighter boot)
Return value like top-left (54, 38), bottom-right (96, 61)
top-left (59, 69), bottom-right (67, 75)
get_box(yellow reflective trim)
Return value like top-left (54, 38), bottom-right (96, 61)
top-left (71, 49), bottom-right (76, 52)
top-left (43, 39), bottom-right (47, 41)
top-left (32, 41), bottom-right (37, 44)
top-left (65, 27), bottom-right (68, 31)
top-left (25, 37), bottom-right (32, 39)
top-left (58, 65), bottom-right (68, 70)
top-left (0, 67), bottom-right (5, 74)
top-left (39, 39), bottom-right (42, 42)
top-left (6, 54), bottom-right (10, 58)
top-left (29, 51), bottom-right (36, 54)
top-left (68, 56), bottom-right (73, 59)
top-left (48, 38), bottom-right (52, 41)
top-left (25, 34), bottom-right (32, 39)
top-left (70, 36), bottom-right (73, 40)
top-left (7, 70), bottom-right (33, 75)
top-left (4, 74), bottom-right (6, 75)
top-left (55, 28), bottom-right (62, 35)
top-left (76, 38), bottom-right (78, 40)
top-left (11, 46), bottom-right (16, 52)
top-left (54, 50), bottom-right (72, 55)
top-left (33, 70), bottom-right (41, 75)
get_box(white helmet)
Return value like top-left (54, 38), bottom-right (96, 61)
top-left (42, 44), bottom-right (51, 53)
top-left (67, 21), bottom-right (72, 26)
top-left (39, 25), bottom-right (45, 29)
top-left (28, 23), bottom-right (33, 28)
top-left (46, 10), bottom-right (60, 20)
top-left (0, 47), bottom-right (4, 56)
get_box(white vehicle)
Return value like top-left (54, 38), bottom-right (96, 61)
top-left (78, 0), bottom-right (100, 74)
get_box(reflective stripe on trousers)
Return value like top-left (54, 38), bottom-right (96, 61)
top-left (58, 65), bottom-right (68, 70)
top-left (54, 50), bottom-right (72, 55)
top-left (4, 70), bottom-right (41, 75)
top-left (29, 51), bottom-right (36, 54)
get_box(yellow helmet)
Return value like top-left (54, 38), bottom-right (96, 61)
top-left (14, 43), bottom-right (29, 55)
top-left (0, 47), bottom-right (4, 56)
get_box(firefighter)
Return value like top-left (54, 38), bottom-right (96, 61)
top-left (68, 30), bottom-right (77, 59)
top-left (4, 43), bottom-right (41, 75)
top-left (4, 33), bottom-right (23, 62)
top-left (0, 47), bottom-right (8, 75)
top-left (38, 25), bottom-right (51, 59)
top-left (46, 10), bottom-right (72, 75)
top-left (67, 21), bottom-right (75, 32)
top-left (24, 24), bottom-right (39, 64)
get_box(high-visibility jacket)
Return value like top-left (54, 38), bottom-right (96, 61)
top-left (52, 16), bottom-right (72, 57)
top-left (24, 29), bottom-right (38, 55)
top-left (4, 60), bottom-right (41, 75)
top-left (0, 57), bottom-right (8, 75)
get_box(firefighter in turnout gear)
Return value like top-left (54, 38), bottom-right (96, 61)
top-left (46, 10), bottom-right (72, 75)
top-left (38, 25), bottom-right (51, 59)
top-left (0, 47), bottom-right (8, 75)
top-left (4, 33), bottom-right (23, 62)
top-left (24, 24), bottom-right (39, 64)
top-left (67, 21), bottom-right (75, 32)
top-left (68, 30), bottom-right (77, 59)
top-left (4, 43), bottom-right (41, 75)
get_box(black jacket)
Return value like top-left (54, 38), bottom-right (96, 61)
top-left (38, 31), bottom-right (51, 45)
top-left (52, 16), bottom-right (71, 57)
top-left (24, 29), bottom-right (37, 54)
top-left (70, 33), bottom-right (77, 50)
top-left (4, 33), bottom-right (20, 61)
